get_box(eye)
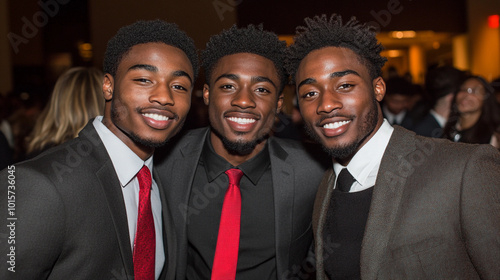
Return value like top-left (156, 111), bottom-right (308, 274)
top-left (220, 84), bottom-right (235, 90)
top-left (133, 78), bottom-right (152, 84)
top-left (172, 84), bottom-right (188, 91)
top-left (301, 91), bottom-right (318, 99)
top-left (338, 83), bottom-right (354, 91)
top-left (255, 87), bottom-right (271, 94)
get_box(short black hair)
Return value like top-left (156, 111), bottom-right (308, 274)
top-left (103, 19), bottom-right (199, 79)
top-left (285, 14), bottom-right (387, 82)
top-left (202, 24), bottom-right (287, 93)
top-left (425, 65), bottom-right (464, 103)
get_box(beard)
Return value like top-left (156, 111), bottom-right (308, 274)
top-left (304, 97), bottom-right (379, 161)
top-left (110, 100), bottom-right (179, 148)
top-left (128, 131), bottom-right (169, 148)
top-left (210, 126), bottom-right (270, 156)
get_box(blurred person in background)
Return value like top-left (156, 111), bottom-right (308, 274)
top-left (492, 77), bottom-right (500, 105)
top-left (381, 76), bottom-right (417, 130)
top-left (5, 86), bottom-right (44, 162)
top-left (25, 67), bottom-right (104, 158)
top-left (443, 75), bottom-right (500, 148)
top-left (413, 65), bottom-right (464, 138)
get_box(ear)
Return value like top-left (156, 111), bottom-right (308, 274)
top-left (103, 74), bottom-right (114, 101)
top-left (276, 93), bottom-right (284, 114)
top-left (373, 77), bottom-right (386, 102)
top-left (203, 84), bottom-right (210, 105)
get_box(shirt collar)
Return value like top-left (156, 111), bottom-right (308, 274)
top-left (201, 132), bottom-right (270, 185)
top-left (430, 109), bottom-right (447, 127)
top-left (93, 116), bottom-right (153, 187)
top-left (383, 105), bottom-right (406, 125)
top-left (334, 119), bottom-right (393, 188)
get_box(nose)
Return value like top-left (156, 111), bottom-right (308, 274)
top-left (231, 87), bottom-right (256, 109)
top-left (317, 90), bottom-right (342, 114)
top-left (150, 85), bottom-right (175, 106)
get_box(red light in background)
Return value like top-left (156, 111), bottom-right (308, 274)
top-left (489, 15), bottom-right (499, 29)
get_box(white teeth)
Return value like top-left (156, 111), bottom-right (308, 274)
top-left (323, 120), bottom-right (350, 129)
top-left (227, 117), bottom-right (256, 124)
top-left (143, 113), bottom-right (169, 121)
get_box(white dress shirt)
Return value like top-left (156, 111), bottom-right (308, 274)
top-left (333, 119), bottom-right (394, 192)
top-left (382, 105), bottom-right (406, 125)
top-left (93, 116), bottom-right (164, 279)
top-left (430, 109), bottom-right (447, 128)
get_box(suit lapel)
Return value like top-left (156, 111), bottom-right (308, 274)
top-left (79, 122), bottom-right (134, 278)
top-left (154, 171), bottom-right (176, 280)
top-left (360, 127), bottom-right (416, 279)
top-left (268, 138), bottom-right (294, 276)
top-left (313, 168), bottom-right (335, 280)
top-left (162, 128), bottom-right (208, 279)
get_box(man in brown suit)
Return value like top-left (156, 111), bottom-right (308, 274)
top-left (285, 14), bottom-right (500, 279)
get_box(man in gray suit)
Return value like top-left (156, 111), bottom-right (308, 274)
top-left (155, 25), bottom-right (327, 279)
top-left (285, 14), bottom-right (500, 279)
top-left (0, 20), bottom-right (198, 279)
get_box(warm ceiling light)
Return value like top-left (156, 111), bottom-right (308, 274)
top-left (391, 30), bottom-right (416, 39)
top-left (387, 50), bottom-right (402, 57)
top-left (489, 15), bottom-right (499, 29)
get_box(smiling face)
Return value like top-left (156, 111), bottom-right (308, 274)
top-left (102, 42), bottom-right (193, 160)
top-left (295, 47), bottom-right (385, 165)
top-left (456, 77), bottom-right (486, 115)
top-left (204, 52), bottom-right (282, 160)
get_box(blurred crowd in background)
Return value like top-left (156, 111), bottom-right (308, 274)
top-left (1, 63), bottom-right (499, 171)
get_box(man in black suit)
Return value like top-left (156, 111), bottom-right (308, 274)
top-left (381, 76), bottom-right (417, 130)
top-left (285, 14), bottom-right (500, 279)
top-left (155, 25), bottom-right (327, 279)
top-left (0, 20), bottom-right (198, 280)
top-left (413, 65), bottom-right (464, 138)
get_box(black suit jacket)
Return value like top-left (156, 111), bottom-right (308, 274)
top-left (154, 127), bottom-right (328, 279)
top-left (313, 126), bottom-right (500, 279)
top-left (0, 122), bottom-right (177, 280)
top-left (413, 113), bottom-right (443, 138)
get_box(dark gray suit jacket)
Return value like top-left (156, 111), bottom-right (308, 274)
top-left (0, 122), bottom-right (177, 280)
top-left (154, 127), bottom-right (328, 279)
top-left (312, 126), bottom-right (500, 279)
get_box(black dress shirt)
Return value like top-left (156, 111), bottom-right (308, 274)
top-left (186, 136), bottom-right (276, 279)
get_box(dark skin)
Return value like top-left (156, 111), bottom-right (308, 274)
top-left (296, 47), bottom-right (385, 166)
top-left (102, 42), bottom-right (194, 160)
top-left (203, 53), bottom-right (283, 166)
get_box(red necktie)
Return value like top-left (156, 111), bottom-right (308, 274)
top-left (211, 168), bottom-right (244, 280)
top-left (134, 165), bottom-right (155, 280)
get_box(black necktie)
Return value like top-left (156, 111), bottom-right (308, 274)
top-left (336, 168), bottom-right (355, 192)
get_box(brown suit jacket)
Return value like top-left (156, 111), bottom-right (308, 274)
top-left (313, 126), bottom-right (500, 279)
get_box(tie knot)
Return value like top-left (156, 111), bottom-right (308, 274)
top-left (336, 168), bottom-right (355, 192)
top-left (225, 168), bottom-right (243, 186)
top-left (137, 165), bottom-right (152, 191)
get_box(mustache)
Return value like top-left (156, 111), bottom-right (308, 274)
top-left (315, 113), bottom-right (355, 126)
top-left (224, 110), bottom-right (261, 118)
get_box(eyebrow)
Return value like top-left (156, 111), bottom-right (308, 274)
top-left (213, 74), bottom-right (277, 89)
top-left (297, 69), bottom-right (361, 90)
top-left (330, 69), bottom-right (360, 78)
top-left (172, 70), bottom-right (193, 84)
top-left (128, 64), bottom-right (158, 73)
top-left (214, 73), bottom-right (238, 84)
top-left (128, 64), bottom-right (193, 84)
top-left (252, 76), bottom-right (277, 90)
